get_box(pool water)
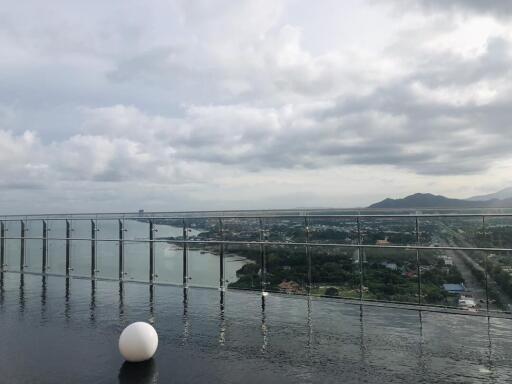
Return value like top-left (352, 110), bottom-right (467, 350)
top-left (0, 272), bottom-right (511, 383)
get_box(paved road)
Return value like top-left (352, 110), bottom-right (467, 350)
top-left (440, 226), bottom-right (512, 311)
top-left (440, 237), bottom-right (494, 310)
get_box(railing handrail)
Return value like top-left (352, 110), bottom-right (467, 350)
top-left (3, 212), bottom-right (512, 221)
top-left (1, 206), bottom-right (512, 219)
top-left (0, 236), bottom-right (511, 253)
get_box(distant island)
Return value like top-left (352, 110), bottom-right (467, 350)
top-left (369, 190), bottom-right (512, 209)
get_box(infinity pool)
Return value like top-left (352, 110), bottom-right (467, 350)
top-left (0, 272), bottom-right (511, 383)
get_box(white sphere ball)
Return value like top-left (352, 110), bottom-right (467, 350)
top-left (119, 322), bottom-right (158, 362)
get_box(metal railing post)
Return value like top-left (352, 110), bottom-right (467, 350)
top-left (0, 221), bottom-right (4, 270)
top-left (305, 216), bottom-right (311, 295)
top-left (219, 218), bottom-right (225, 291)
top-left (357, 217), bottom-right (363, 301)
top-left (42, 220), bottom-right (48, 273)
top-left (149, 220), bottom-right (155, 283)
top-left (416, 216), bottom-right (422, 305)
top-left (183, 219), bottom-right (189, 287)
top-left (91, 220), bottom-right (96, 278)
top-left (118, 219), bottom-right (124, 280)
top-left (65, 219), bottom-right (71, 276)
top-left (20, 220), bottom-right (25, 271)
top-left (259, 218), bottom-right (267, 294)
top-left (483, 216), bottom-right (489, 313)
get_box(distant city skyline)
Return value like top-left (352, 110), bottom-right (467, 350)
top-left (1, 0), bottom-right (512, 214)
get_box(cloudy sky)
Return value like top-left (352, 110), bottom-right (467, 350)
top-left (1, 0), bottom-right (512, 213)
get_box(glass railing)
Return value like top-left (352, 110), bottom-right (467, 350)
top-left (2, 210), bottom-right (512, 316)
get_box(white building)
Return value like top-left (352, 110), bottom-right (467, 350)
top-left (439, 255), bottom-right (453, 266)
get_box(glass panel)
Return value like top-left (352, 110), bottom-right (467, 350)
top-left (222, 217), bottom-right (260, 242)
top-left (485, 216), bottom-right (512, 249)
top-left (96, 220), bottom-right (119, 279)
top-left (361, 217), bottom-right (417, 247)
top-left (357, 216), bottom-right (419, 304)
top-left (219, 218), bottom-right (259, 291)
top-left (308, 216), bottom-right (360, 299)
top-left (420, 249), bottom-right (487, 312)
top-left (266, 216), bottom-right (306, 243)
top-left (187, 218), bottom-right (219, 288)
top-left (70, 220), bottom-right (91, 277)
top-left (47, 220), bottom-right (66, 275)
top-left (226, 244), bottom-right (260, 291)
top-left (24, 220), bottom-right (43, 273)
top-left (262, 217), bottom-right (307, 295)
top-left (418, 215), bottom-right (506, 312)
top-left (362, 247), bottom-right (418, 304)
top-left (187, 246), bottom-right (221, 288)
top-left (311, 246), bottom-right (360, 299)
top-left (123, 219), bottom-right (149, 282)
top-left (154, 220), bottom-right (183, 284)
top-left (5, 220), bottom-right (21, 271)
top-left (265, 243), bottom-right (307, 295)
top-left (309, 216), bottom-right (358, 245)
top-left (428, 216), bottom-right (482, 248)
top-left (482, 216), bottom-right (512, 313)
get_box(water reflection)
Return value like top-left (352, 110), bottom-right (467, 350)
top-left (306, 296), bottom-right (313, 351)
top-left (40, 276), bottom-right (47, 323)
top-left (261, 295), bottom-right (268, 353)
top-left (119, 282), bottom-right (125, 320)
top-left (486, 317), bottom-right (495, 379)
top-left (19, 273), bottom-right (25, 313)
top-left (64, 277), bottom-right (70, 321)
top-left (0, 272), bottom-right (4, 306)
top-left (148, 285), bottom-right (155, 324)
top-left (417, 311), bottom-right (427, 379)
top-left (118, 360), bottom-right (158, 384)
top-left (41, 276), bottom-right (47, 306)
top-left (359, 304), bottom-right (367, 379)
top-left (219, 290), bottom-right (225, 311)
top-left (182, 288), bottom-right (189, 344)
top-left (219, 291), bottom-right (225, 346)
top-left (89, 280), bottom-right (96, 323)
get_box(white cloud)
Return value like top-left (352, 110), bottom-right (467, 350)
top-left (0, 0), bottom-right (512, 213)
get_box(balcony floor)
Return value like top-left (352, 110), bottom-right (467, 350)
top-left (0, 272), bottom-right (511, 383)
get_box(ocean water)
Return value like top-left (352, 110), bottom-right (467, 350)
top-left (2, 219), bottom-right (248, 288)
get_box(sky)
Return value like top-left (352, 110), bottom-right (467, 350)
top-left (1, 0), bottom-right (512, 213)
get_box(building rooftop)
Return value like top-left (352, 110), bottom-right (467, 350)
top-left (443, 283), bottom-right (466, 294)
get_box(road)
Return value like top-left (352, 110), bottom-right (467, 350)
top-left (441, 237), bottom-right (494, 310)
top-left (440, 225), bottom-right (512, 311)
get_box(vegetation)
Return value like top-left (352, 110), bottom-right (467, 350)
top-left (226, 241), bottom-right (461, 305)
top-left (173, 215), bottom-right (512, 310)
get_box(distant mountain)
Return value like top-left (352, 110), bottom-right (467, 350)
top-left (369, 193), bottom-right (484, 209)
top-left (370, 192), bottom-right (512, 209)
top-left (467, 187), bottom-right (512, 201)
